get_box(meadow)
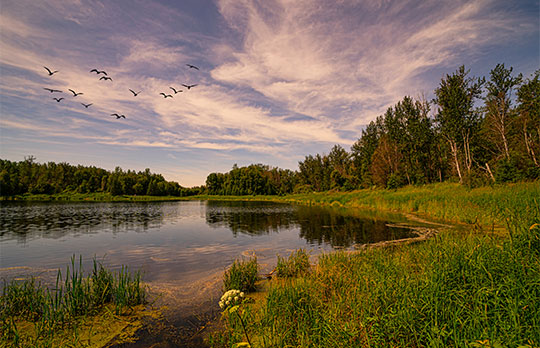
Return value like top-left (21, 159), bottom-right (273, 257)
top-left (210, 182), bottom-right (540, 347)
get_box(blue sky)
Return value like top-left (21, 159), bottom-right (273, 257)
top-left (1, 0), bottom-right (538, 186)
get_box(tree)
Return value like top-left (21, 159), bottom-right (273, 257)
top-left (434, 66), bottom-right (484, 183)
top-left (350, 119), bottom-right (381, 187)
top-left (484, 63), bottom-right (522, 160)
top-left (517, 70), bottom-right (540, 167)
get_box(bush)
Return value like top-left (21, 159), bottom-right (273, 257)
top-left (223, 257), bottom-right (258, 293)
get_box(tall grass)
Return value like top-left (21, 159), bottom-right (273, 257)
top-left (276, 249), bottom-right (311, 278)
top-left (281, 182), bottom-right (539, 226)
top-left (223, 257), bottom-right (259, 293)
top-left (0, 256), bottom-right (146, 347)
top-left (211, 187), bottom-right (540, 347)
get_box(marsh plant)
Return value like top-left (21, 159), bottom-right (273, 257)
top-left (0, 256), bottom-right (146, 347)
top-left (223, 257), bottom-right (258, 293)
top-left (275, 248), bottom-right (310, 278)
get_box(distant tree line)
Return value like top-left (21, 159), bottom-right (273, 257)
top-left (0, 156), bottom-right (203, 196)
top-left (209, 65), bottom-right (539, 193)
top-left (206, 164), bottom-right (297, 195)
top-left (2, 64), bottom-right (538, 197)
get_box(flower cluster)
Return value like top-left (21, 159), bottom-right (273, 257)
top-left (219, 289), bottom-right (245, 309)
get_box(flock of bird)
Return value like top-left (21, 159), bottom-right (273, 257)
top-left (41, 64), bottom-right (200, 120)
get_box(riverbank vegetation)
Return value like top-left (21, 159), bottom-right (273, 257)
top-left (0, 257), bottom-right (147, 347)
top-left (211, 196), bottom-right (539, 347)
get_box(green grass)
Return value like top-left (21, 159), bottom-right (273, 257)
top-left (223, 257), bottom-right (259, 293)
top-left (210, 182), bottom-right (540, 348)
top-left (0, 256), bottom-right (146, 347)
top-left (276, 249), bottom-right (311, 278)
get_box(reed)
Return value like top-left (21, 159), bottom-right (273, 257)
top-left (0, 257), bottom-right (146, 347)
top-left (275, 249), bottom-right (311, 278)
top-left (223, 257), bottom-right (259, 293)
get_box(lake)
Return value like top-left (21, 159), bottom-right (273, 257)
top-left (0, 200), bottom-right (419, 284)
top-left (0, 199), bottom-right (424, 343)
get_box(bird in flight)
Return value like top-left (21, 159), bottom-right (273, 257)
top-left (81, 103), bottom-right (93, 108)
top-left (90, 69), bottom-right (107, 75)
top-left (129, 89), bottom-right (141, 96)
top-left (43, 88), bottom-right (62, 93)
top-left (100, 76), bottom-right (113, 81)
top-left (44, 66), bottom-right (59, 76)
top-left (160, 93), bottom-right (173, 98)
top-left (53, 97), bottom-right (64, 102)
top-left (68, 89), bottom-right (84, 97)
top-left (110, 113), bottom-right (126, 119)
top-left (169, 87), bottom-right (182, 94)
top-left (182, 84), bottom-right (198, 90)
top-left (186, 64), bottom-right (199, 70)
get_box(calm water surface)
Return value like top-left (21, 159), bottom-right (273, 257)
top-left (0, 200), bottom-right (417, 284)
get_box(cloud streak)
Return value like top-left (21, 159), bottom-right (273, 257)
top-left (0, 0), bottom-right (537, 185)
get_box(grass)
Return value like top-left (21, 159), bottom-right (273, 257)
top-left (0, 256), bottom-right (147, 347)
top-left (223, 257), bottom-right (259, 293)
top-left (209, 182), bottom-right (540, 348)
top-left (275, 249), bottom-right (311, 278)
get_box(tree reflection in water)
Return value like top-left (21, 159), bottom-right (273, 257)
top-left (204, 200), bottom-right (416, 248)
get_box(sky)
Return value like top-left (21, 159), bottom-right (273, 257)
top-left (0, 0), bottom-right (538, 187)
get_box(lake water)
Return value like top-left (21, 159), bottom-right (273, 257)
top-left (0, 200), bottom-right (417, 288)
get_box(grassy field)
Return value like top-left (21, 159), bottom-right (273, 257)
top-left (210, 182), bottom-right (540, 348)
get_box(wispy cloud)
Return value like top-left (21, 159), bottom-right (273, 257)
top-left (0, 0), bottom-right (537, 185)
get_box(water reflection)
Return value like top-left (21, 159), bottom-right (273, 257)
top-left (204, 200), bottom-right (416, 247)
top-left (205, 200), bottom-right (296, 236)
top-left (0, 201), bottom-right (171, 243)
top-left (1, 200), bottom-right (416, 249)
top-left (296, 206), bottom-right (416, 247)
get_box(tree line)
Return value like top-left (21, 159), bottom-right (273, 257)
top-left (208, 65), bottom-right (539, 193)
top-left (1, 64), bottom-right (538, 197)
top-left (0, 156), bottom-right (203, 196)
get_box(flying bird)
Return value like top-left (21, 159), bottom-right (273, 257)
top-left (44, 66), bottom-right (59, 76)
top-left (100, 76), bottom-right (113, 81)
top-left (53, 97), bottom-right (64, 102)
top-left (90, 69), bottom-right (107, 75)
top-left (81, 103), bottom-right (93, 108)
top-left (160, 93), bottom-right (173, 98)
top-left (169, 87), bottom-right (182, 94)
top-left (68, 89), bottom-right (84, 97)
top-left (182, 84), bottom-right (198, 90)
top-left (110, 113), bottom-right (125, 119)
top-left (186, 64), bottom-right (199, 70)
top-left (129, 89), bottom-right (141, 96)
top-left (43, 88), bottom-right (62, 93)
